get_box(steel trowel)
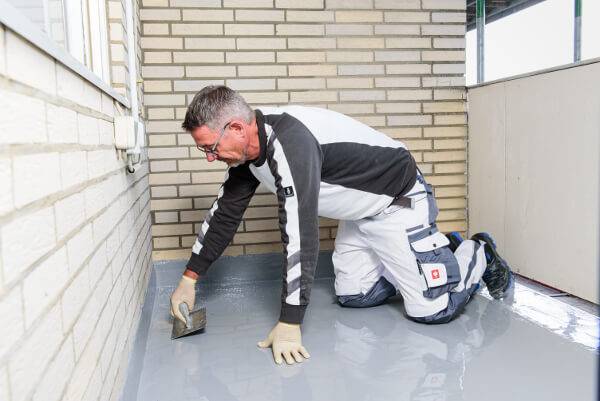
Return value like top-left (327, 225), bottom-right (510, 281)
top-left (171, 303), bottom-right (206, 340)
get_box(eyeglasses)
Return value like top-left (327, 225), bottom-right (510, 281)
top-left (196, 122), bottom-right (231, 157)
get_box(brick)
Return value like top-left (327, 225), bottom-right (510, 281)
top-left (426, 174), bottom-right (466, 186)
top-left (151, 224), bottom-right (192, 236)
top-left (67, 224), bottom-right (94, 270)
top-left (375, 77), bottom-right (419, 87)
top-left (355, 115), bottom-right (385, 127)
top-left (437, 220), bottom-right (467, 233)
top-left (183, 9), bottom-right (234, 21)
top-left (171, 0), bottom-right (220, 6)
top-left (153, 249), bottom-right (192, 260)
top-left (424, 126), bottom-right (466, 138)
top-left (235, 9), bottom-right (284, 21)
top-left (178, 158), bottom-right (226, 171)
top-left (60, 266), bottom-right (88, 331)
top-left (226, 0), bottom-right (273, 7)
top-left (150, 160), bottom-right (177, 172)
top-left (185, 38), bottom-right (236, 49)
top-left (140, 9), bottom-right (180, 20)
top-left (290, 91), bottom-right (337, 103)
top-left (422, 0), bottom-right (466, 10)
top-left (226, 78), bottom-right (276, 91)
top-left (143, 23), bottom-right (169, 35)
top-left (61, 151), bottom-right (88, 189)
top-left (57, 65), bottom-right (102, 112)
top-left (234, 231), bottom-right (281, 244)
top-left (287, 11), bottom-right (334, 22)
top-left (149, 134), bottom-right (177, 146)
top-left (236, 38), bottom-right (286, 50)
top-left (327, 77), bottom-right (372, 89)
top-left (32, 335), bottom-right (74, 401)
top-left (338, 37), bottom-right (384, 49)
top-left (151, 199), bottom-right (193, 211)
top-left (155, 211), bottom-right (179, 223)
top-left (326, 51), bottom-right (373, 62)
top-left (435, 186), bottom-right (466, 199)
top-left (242, 91), bottom-right (289, 104)
top-left (110, 43), bottom-right (125, 62)
top-left (423, 101), bottom-right (466, 113)
top-left (435, 114), bottom-right (466, 125)
top-left (434, 89), bottom-right (465, 100)
top-left (381, 127), bottom-right (422, 139)
top-left (335, 11), bottom-right (382, 22)
top-left (388, 89), bottom-right (431, 101)
top-left (246, 243), bottom-right (283, 254)
top-left (436, 195), bottom-right (467, 207)
top-left (144, 80), bottom-right (172, 93)
top-left (144, 51), bottom-right (172, 64)
top-left (384, 11), bottom-right (429, 22)
top-left (98, 120), bottom-right (114, 146)
top-left (173, 51), bottom-right (226, 64)
top-left (142, 66), bottom-right (184, 78)
top-left (434, 138), bottom-right (467, 149)
top-left (47, 104), bottom-right (77, 143)
top-left (388, 114), bottom-right (432, 126)
top-left (78, 114), bottom-right (100, 145)
top-left (328, 103), bottom-right (374, 114)
top-left (227, 51), bottom-right (275, 64)
top-left (278, 78), bottom-right (326, 90)
top-left (0, 286), bottom-right (24, 360)
top-left (147, 121), bottom-right (183, 133)
top-left (181, 236), bottom-right (197, 247)
top-left (109, 23), bottom-right (124, 42)
top-left (326, 0), bottom-right (373, 8)
top-left (422, 24), bottom-right (466, 36)
top-left (180, 210), bottom-right (206, 222)
top-left (374, 51), bottom-right (420, 62)
top-left (0, 156), bottom-right (12, 216)
top-left (403, 139), bottom-right (432, 151)
top-left (149, 172), bottom-right (191, 185)
top-left (433, 64), bottom-right (465, 74)
top-left (277, 24), bottom-right (325, 36)
top-left (245, 219), bottom-right (279, 231)
top-left (432, 12), bottom-right (466, 23)
top-left (422, 76), bottom-right (465, 87)
top-left (141, 37), bottom-right (183, 49)
top-left (243, 206), bottom-right (278, 219)
top-left (434, 38), bottom-right (466, 49)
top-left (174, 79), bottom-right (225, 91)
top-left (226, 24), bottom-right (273, 36)
top-left (376, 102), bottom-right (420, 114)
top-left (374, 24), bottom-right (419, 35)
top-left (186, 65), bottom-right (236, 78)
top-left (386, 38), bottom-right (431, 49)
top-left (9, 305), bottom-right (63, 401)
top-left (0, 25), bottom-right (5, 76)
top-left (339, 90), bottom-right (385, 101)
top-left (13, 152), bottom-right (60, 207)
top-left (23, 247), bottom-right (69, 328)
top-left (423, 150), bottom-right (466, 162)
top-left (154, 237), bottom-right (180, 248)
top-left (144, 94), bottom-right (186, 106)
top-left (386, 64), bottom-right (431, 74)
top-left (338, 64), bottom-right (384, 76)
top-left (276, 0), bottom-right (322, 7)
top-left (55, 192), bottom-right (86, 240)
top-left (238, 65), bottom-right (287, 77)
top-left (172, 23), bottom-right (223, 36)
top-left (151, 186), bottom-right (178, 198)
top-left (375, 0), bottom-right (420, 8)
top-left (289, 65), bottom-right (337, 76)
top-left (0, 91), bottom-right (46, 144)
top-left (6, 31), bottom-right (56, 96)
top-left (325, 24), bottom-right (372, 36)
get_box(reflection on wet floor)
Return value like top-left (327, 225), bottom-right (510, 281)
top-left (124, 269), bottom-right (598, 401)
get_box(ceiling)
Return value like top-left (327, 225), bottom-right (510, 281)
top-left (466, 0), bottom-right (548, 31)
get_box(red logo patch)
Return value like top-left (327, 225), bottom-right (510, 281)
top-left (431, 269), bottom-right (440, 279)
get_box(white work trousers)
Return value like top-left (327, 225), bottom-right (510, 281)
top-left (332, 175), bottom-right (487, 320)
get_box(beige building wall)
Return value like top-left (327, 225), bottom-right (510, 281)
top-left (468, 61), bottom-right (600, 303)
top-left (142, 0), bottom-right (470, 261)
top-left (0, 1), bottom-right (151, 400)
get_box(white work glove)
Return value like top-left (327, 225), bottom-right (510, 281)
top-left (170, 275), bottom-right (196, 324)
top-left (257, 322), bottom-right (311, 365)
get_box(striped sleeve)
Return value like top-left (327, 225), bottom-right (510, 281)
top-left (265, 116), bottom-right (322, 324)
top-left (186, 163), bottom-right (259, 275)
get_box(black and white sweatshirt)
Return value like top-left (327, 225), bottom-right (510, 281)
top-left (186, 106), bottom-right (417, 324)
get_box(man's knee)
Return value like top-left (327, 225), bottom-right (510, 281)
top-left (408, 291), bottom-right (471, 324)
top-left (338, 276), bottom-right (396, 308)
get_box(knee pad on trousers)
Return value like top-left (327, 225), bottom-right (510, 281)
top-left (409, 290), bottom-right (471, 325)
top-left (338, 276), bottom-right (397, 308)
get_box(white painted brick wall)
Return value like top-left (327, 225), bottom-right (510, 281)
top-left (0, 90), bottom-right (47, 144)
top-left (22, 246), bottom-right (69, 328)
top-left (13, 152), bottom-right (61, 207)
top-left (67, 224), bottom-right (94, 273)
top-left (0, 155), bottom-right (13, 216)
top-left (61, 151), bottom-right (89, 190)
top-left (47, 104), bottom-right (78, 143)
top-left (1, 207), bottom-right (56, 283)
top-left (0, 286), bottom-right (24, 361)
top-left (32, 335), bottom-right (75, 401)
top-left (55, 192), bottom-right (86, 240)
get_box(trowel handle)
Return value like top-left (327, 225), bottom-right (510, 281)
top-left (179, 302), bottom-right (192, 329)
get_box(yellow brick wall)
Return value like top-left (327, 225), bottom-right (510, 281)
top-left (142, 0), bottom-right (468, 261)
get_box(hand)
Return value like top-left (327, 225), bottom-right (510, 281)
top-left (170, 275), bottom-right (196, 324)
top-left (257, 322), bottom-right (311, 365)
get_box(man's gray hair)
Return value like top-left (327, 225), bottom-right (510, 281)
top-left (182, 85), bottom-right (254, 131)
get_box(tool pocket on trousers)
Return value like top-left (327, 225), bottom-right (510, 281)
top-left (425, 183), bottom-right (439, 225)
top-left (410, 230), bottom-right (460, 299)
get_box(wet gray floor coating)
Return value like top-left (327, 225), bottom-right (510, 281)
top-left (120, 254), bottom-right (598, 401)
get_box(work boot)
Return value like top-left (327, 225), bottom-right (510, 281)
top-left (471, 232), bottom-right (512, 299)
top-left (445, 232), bottom-right (463, 252)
